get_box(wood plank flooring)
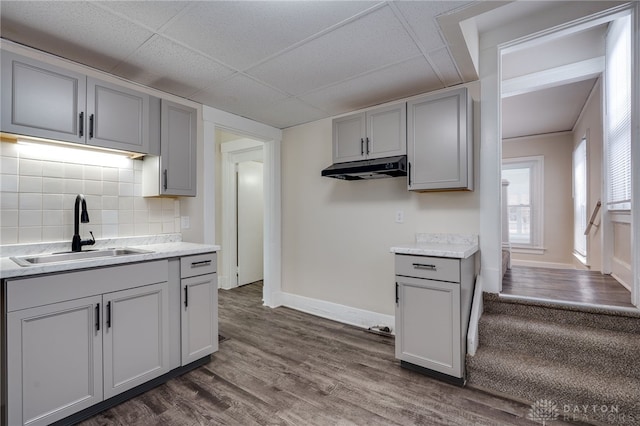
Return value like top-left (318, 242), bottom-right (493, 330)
top-left (80, 282), bottom-right (581, 426)
top-left (502, 266), bottom-right (634, 308)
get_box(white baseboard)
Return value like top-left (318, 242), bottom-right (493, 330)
top-left (274, 291), bottom-right (395, 333)
top-left (511, 259), bottom-right (575, 269)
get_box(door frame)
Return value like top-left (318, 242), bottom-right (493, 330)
top-left (202, 106), bottom-right (282, 307)
top-left (480, 2), bottom-right (639, 308)
top-left (220, 138), bottom-right (264, 289)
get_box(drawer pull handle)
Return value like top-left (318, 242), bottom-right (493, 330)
top-left (413, 263), bottom-right (437, 271)
top-left (95, 303), bottom-right (100, 331)
top-left (184, 285), bottom-right (189, 308)
top-left (191, 260), bottom-right (212, 268)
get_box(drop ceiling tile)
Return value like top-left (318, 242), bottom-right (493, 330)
top-left (95, 1), bottom-right (191, 31)
top-left (429, 47), bottom-right (463, 86)
top-left (247, 6), bottom-right (421, 96)
top-left (161, 1), bottom-right (379, 70)
top-left (394, 1), bottom-right (472, 53)
top-left (0, 1), bottom-right (154, 71)
top-left (190, 74), bottom-right (290, 120)
top-left (247, 99), bottom-right (330, 129)
top-left (301, 56), bottom-right (443, 115)
top-left (112, 35), bottom-right (235, 98)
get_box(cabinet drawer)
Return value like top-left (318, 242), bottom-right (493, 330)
top-left (395, 255), bottom-right (460, 283)
top-left (180, 253), bottom-right (216, 278)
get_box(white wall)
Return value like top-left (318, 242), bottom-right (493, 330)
top-left (281, 86), bottom-right (480, 318)
top-left (502, 133), bottom-right (574, 267)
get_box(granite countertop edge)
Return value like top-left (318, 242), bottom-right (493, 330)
top-left (390, 243), bottom-right (479, 259)
top-left (1, 239), bottom-right (220, 280)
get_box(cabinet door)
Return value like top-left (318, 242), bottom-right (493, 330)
top-left (181, 273), bottom-right (218, 365)
top-left (160, 100), bottom-right (197, 196)
top-left (1, 51), bottom-right (86, 144)
top-left (395, 277), bottom-right (462, 377)
top-left (103, 282), bottom-right (169, 399)
top-left (407, 87), bottom-right (472, 191)
top-left (86, 77), bottom-right (149, 153)
top-left (7, 296), bottom-right (103, 426)
top-left (332, 112), bottom-right (366, 163)
top-left (366, 103), bottom-right (406, 159)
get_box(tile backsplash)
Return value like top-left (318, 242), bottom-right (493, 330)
top-left (0, 141), bottom-right (180, 245)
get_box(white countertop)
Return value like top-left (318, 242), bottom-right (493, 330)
top-left (390, 233), bottom-right (478, 259)
top-left (0, 234), bottom-right (220, 279)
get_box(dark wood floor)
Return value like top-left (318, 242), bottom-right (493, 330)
top-left (80, 282), bottom-right (582, 425)
top-left (502, 266), bottom-right (634, 308)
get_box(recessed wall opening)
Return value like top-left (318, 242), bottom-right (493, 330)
top-left (498, 10), bottom-right (635, 308)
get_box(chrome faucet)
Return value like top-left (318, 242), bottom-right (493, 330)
top-left (72, 194), bottom-right (95, 252)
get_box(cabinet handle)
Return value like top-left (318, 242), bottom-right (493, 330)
top-left (184, 285), bottom-right (189, 308)
top-left (79, 112), bottom-right (84, 137)
top-left (106, 301), bottom-right (111, 328)
top-left (360, 138), bottom-right (365, 156)
top-left (95, 303), bottom-right (100, 331)
top-left (191, 260), bottom-right (212, 268)
top-left (395, 283), bottom-right (399, 304)
top-left (408, 161), bottom-right (412, 187)
top-left (413, 263), bottom-right (437, 271)
top-left (366, 137), bottom-right (370, 154)
top-left (89, 114), bottom-right (94, 139)
top-left (163, 169), bottom-right (168, 190)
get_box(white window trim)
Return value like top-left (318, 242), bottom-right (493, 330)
top-left (502, 155), bottom-right (545, 251)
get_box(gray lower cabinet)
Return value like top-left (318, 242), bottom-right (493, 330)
top-left (394, 254), bottom-right (475, 382)
top-left (143, 99), bottom-right (197, 197)
top-left (180, 253), bottom-right (218, 365)
top-left (332, 102), bottom-right (406, 164)
top-left (1, 50), bottom-right (150, 154)
top-left (102, 283), bottom-right (169, 399)
top-left (5, 261), bottom-right (169, 426)
top-left (7, 296), bottom-right (103, 426)
top-left (407, 87), bottom-right (473, 191)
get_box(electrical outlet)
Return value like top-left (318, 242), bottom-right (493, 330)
top-left (395, 210), bottom-right (404, 224)
top-left (181, 216), bottom-right (190, 229)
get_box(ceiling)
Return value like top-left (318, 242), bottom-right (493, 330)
top-left (501, 23), bottom-right (607, 139)
top-left (0, 0), bottom-right (481, 129)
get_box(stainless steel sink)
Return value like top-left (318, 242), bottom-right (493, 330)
top-left (11, 247), bottom-right (154, 267)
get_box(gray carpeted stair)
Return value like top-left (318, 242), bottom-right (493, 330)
top-left (467, 294), bottom-right (640, 425)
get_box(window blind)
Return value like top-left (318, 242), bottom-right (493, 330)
top-left (605, 15), bottom-right (631, 210)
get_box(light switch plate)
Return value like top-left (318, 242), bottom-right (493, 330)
top-left (395, 210), bottom-right (404, 224)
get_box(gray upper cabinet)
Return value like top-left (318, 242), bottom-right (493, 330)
top-left (143, 99), bottom-right (197, 197)
top-left (86, 78), bottom-right (149, 153)
top-left (1, 50), bottom-right (150, 154)
top-left (333, 102), bottom-right (406, 164)
top-left (1, 51), bottom-right (86, 144)
top-left (407, 87), bottom-right (473, 191)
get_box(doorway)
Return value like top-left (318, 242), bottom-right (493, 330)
top-left (216, 130), bottom-right (265, 290)
top-left (498, 12), bottom-right (635, 307)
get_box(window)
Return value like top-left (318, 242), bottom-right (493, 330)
top-left (573, 138), bottom-right (587, 258)
top-left (502, 156), bottom-right (544, 250)
top-left (605, 15), bottom-right (631, 211)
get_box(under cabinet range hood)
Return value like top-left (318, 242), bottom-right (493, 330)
top-left (321, 155), bottom-right (407, 180)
